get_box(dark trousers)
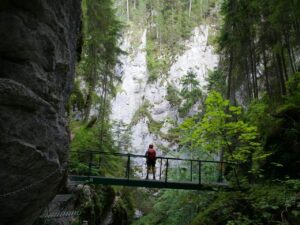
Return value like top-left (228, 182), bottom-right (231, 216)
top-left (146, 159), bottom-right (156, 179)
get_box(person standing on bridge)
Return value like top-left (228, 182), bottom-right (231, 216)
top-left (145, 144), bottom-right (156, 180)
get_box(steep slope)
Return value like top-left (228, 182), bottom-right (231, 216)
top-left (111, 25), bottom-right (218, 155)
top-left (0, 1), bottom-right (81, 224)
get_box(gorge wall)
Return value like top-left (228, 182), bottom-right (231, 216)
top-left (0, 1), bottom-right (81, 224)
top-left (111, 25), bottom-right (218, 155)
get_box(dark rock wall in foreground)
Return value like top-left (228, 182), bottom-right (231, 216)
top-left (0, 1), bottom-right (81, 224)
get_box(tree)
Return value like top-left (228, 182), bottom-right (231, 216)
top-left (126, 0), bottom-right (130, 21)
top-left (179, 91), bottom-right (266, 172)
top-left (179, 69), bottom-right (202, 117)
top-left (70, 0), bottom-right (123, 153)
top-left (189, 0), bottom-right (193, 18)
top-left (166, 84), bottom-right (182, 107)
top-left (205, 69), bottom-right (227, 95)
top-left (218, 0), bottom-right (300, 104)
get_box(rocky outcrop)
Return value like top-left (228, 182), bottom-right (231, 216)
top-left (111, 26), bottom-right (218, 155)
top-left (0, 1), bottom-right (81, 224)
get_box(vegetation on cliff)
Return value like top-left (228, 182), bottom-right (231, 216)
top-left (115, 0), bottom-right (219, 83)
top-left (67, 0), bottom-right (135, 224)
top-left (67, 0), bottom-right (300, 225)
top-left (128, 0), bottom-right (300, 224)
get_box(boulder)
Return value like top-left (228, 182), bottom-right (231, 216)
top-left (0, 0), bottom-right (81, 224)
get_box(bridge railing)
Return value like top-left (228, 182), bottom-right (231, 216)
top-left (69, 151), bottom-right (237, 185)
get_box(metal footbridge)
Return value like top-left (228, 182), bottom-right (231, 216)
top-left (68, 151), bottom-right (238, 191)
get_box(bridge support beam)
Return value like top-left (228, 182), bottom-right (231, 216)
top-left (69, 175), bottom-right (230, 191)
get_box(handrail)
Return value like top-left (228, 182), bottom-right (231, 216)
top-left (69, 150), bottom-right (238, 165)
top-left (69, 150), bottom-right (240, 188)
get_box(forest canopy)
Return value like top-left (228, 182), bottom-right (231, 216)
top-left (66, 0), bottom-right (300, 225)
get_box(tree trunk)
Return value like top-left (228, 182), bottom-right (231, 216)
top-left (281, 48), bottom-right (288, 81)
top-left (159, 27), bottom-right (162, 53)
top-left (263, 48), bottom-right (271, 96)
top-left (99, 92), bottom-right (107, 148)
top-left (249, 35), bottom-right (258, 99)
top-left (291, 47), bottom-right (297, 71)
top-left (226, 49), bottom-right (234, 102)
top-left (84, 91), bottom-right (92, 121)
top-left (99, 66), bottom-right (110, 148)
top-left (292, 17), bottom-right (300, 46)
top-left (126, 0), bottom-right (130, 21)
top-left (245, 59), bottom-right (253, 99)
top-left (84, 45), bottom-right (97, 121)
top-left (284, 30), bottom-right (296, 74)
top-left (189, 0), bottom-right (192, 18)
top-left (276, 53), bottom-right (287, 96)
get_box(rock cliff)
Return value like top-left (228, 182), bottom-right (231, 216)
top-left (111, 25), bottom-right (218, 155)
top-left (0, 1), bottom-right (81, 224)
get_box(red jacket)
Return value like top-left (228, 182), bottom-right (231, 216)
top-left (146, 148), bottom-right (156, 160)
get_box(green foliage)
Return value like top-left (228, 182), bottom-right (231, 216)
top-left (69, 121), bottom-right (124, 177)
top-left (244, 99), bottom-right (271, 130)
top-left (205, 69), bottom-right (227, 95)
top-left (68, 0), bottom-right (123, 175)
top-left (106, 187), bottom-right (136, 225)
top-left (191, 192), bottom-right (251, 225)
top-left (179, 69), bottom-right (203, 117)
top-left (70, 121), bottom-right (101, 152)
top-left (114, 120), bottom-right (133, 152)
top-left (247, 182), bottom-right (300, 224)
top-left (146, 38), bottom-right (169, 83)
top-left (68, 2), bottom-right (300, 225)
top-left (191, 182), bottom-right (300, 225)
top-left (133, 181), bottom-right (300, 225)
top-left (131, 188), bottom-right (157, 216)
top-left (180, 91), bottom-right (264, 164)
top-left (181, 69), bottom-right (201, 94)
top-left (256, 73), bottom-right (300, 179)
top-left (66, 2), bottom-right (136, 224)
top-left (71, 221), bottom-right (81, 225)
top-left (129, 101), bottom-right (165, 136)
top-left (218, 0), bottom-right (300, 101)
top-left (148, 118), bottom-right (163, 135)
top-left (129, 101), bottom-right (151, 128)
top-left (69, 0), bottom-right (127, 176)
top-left (286, 72), bottom-right (300, 94)
top-left (133, 190), bottom-right (211, 225)
top-left (161, 126), bottom-right (180, 144)
top-left (116, 0), bottom-right (219, 83)
top-left (179, 75), bottom-right (300, 224)
top-left (69, 79), bottom-right (85, 113)
top-left (249, 184), bottom-right (289, 212)
top-left (72, 185), bottom-right (115, 225)
top-left (177, 115), bottom-right (199, 149)
top-left (277, 72), bottom-right (300, 113)
top-left (166, 84), bottom-right (182, 107)
top-left (73, 0), bottom-right (123, 121)
top-left (118, 187), bottom-right (135, 221)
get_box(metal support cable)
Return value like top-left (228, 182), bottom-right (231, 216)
top-left (0, 164), bottom-right (67, 198)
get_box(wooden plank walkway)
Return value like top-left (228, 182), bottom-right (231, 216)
top-left (68, 175), bottom-right (230, 191)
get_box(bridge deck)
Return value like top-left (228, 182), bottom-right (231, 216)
top-left (69, 175), bottom-right (230, 191)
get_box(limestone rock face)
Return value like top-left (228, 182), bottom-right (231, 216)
top-left (0, 1), bottom-right (81, 224)
top-left (111, 26), bottom-right (218, 155)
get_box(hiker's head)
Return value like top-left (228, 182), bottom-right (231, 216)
top-left (149, 144), bottom-right (153, 149)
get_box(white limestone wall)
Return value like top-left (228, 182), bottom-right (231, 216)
top-left (111, 25), bottom-right (218, 155)
top-left (111, 30), bottom-right (148, 125)
top-left (169, 25), bottom-right (218, 90)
